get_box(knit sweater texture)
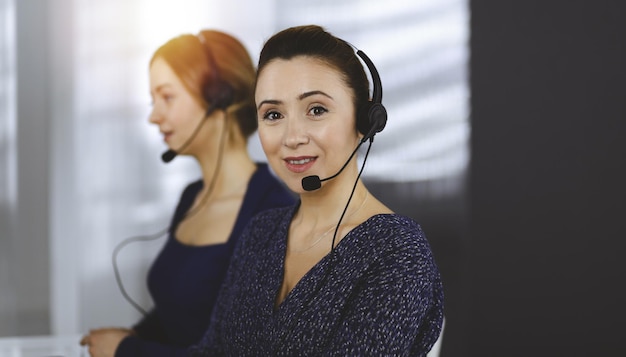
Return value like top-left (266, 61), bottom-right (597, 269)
top-left (190, 204), bottom-right (444, 356)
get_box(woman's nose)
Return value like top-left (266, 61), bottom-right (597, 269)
top-left (148, 107), bottom-right (162, 124)
top-left (283, 119), bottom-right (310, 148)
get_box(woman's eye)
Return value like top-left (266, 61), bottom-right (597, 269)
top-left (309, 105), bottom-right (328, 117)
top-left (262, 110), bottom-right (283, 121)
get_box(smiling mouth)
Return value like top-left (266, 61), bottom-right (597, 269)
top-left (287, 158), bottom-right (315, 165)
top-left (284, 156), bottom-right (316, 173)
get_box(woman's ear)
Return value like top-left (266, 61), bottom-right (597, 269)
top-left (356, 128), bottom-right (364, 143)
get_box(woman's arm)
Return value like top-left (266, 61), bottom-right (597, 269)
top-left (130, 309), bottom-right (167, 342)
top-left (115, 335), bottom-right (190, 357)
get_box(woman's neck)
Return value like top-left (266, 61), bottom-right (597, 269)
top-left (197, 144), bottom-right (256, 200)
top-left (296, 178), bottom-right (369, 229)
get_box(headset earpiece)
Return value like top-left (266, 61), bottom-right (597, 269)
top-left (198, 32), bottom-right (234, 112)
top-left (203, 79), bottom-right (234, 112)
top-left (355, 49), bottom-right (387, 141)
top-left (362, 102), bottom-right (387, 142)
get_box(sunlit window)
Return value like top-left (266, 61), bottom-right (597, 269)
top-left (0, 0), bottom-right (16, 208)
top-left (0, 0), bottom-right (17, 336)
top-left (277, 0), bottom-right (469, 186)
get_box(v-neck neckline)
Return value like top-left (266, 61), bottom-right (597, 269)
top-left (271, 209), bottom-right (391, 312)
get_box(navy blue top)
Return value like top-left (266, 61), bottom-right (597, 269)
top-left (115, 163), bottom-right (295, 357)
top-left (190, 205), bottom-right (444, 356)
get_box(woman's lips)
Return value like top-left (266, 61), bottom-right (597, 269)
top-left (162, 132), bottom-right (172, 143)
top-left (284, 156), bottom-right (316, 173)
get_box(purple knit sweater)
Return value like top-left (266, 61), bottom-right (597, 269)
top-left (190, 205), bottom-right (444, 356)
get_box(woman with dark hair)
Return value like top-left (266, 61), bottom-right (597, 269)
top-left (79, 30), bottom-right (294, 357)
top-left (191, 25), bottom-right (443, 356)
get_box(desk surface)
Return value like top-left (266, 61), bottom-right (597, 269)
top-left (0, 335), bottom-right (85, 357)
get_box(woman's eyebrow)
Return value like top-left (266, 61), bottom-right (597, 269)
top-left (257, 90), bottom-right (333, 110)
top-left (298, 90), bottom-right (333, 101)
top-left (257, 99), bottom-right (282, 110)
top-left (150, 83), bottom-right (172, 96)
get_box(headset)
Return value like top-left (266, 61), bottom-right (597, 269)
top-left (301, 47), bottom-right (388, 191)
top-left (303, 46), bottom-right (388, 251)
top-left (197, 31), bottom-right (235, 111)
top-left (355, 49), bottom-right (388, 143)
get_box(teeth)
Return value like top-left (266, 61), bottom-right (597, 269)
top-left (288, 158), bottom-right (313, 165)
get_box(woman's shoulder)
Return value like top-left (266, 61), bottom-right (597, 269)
top-left (244, 205), bottom-right (295, 241)
top-left (248, 163), bottom-right (295, 206)
top-left (356, 213), bottom-right (431, 254)
top-left (250, 162), bottom-right (275, 185)
top-left (250, 204), bottom-right (296, 226)
top-left (235, 205), bottom-right (296, 253)
top-left (363, 213), bottom-right (423, 236)
top-left (182, 179), bottom-right (203, 195)
top-left (350, 214), bottom-right (440, 282)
